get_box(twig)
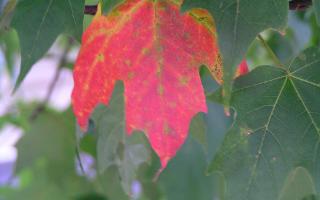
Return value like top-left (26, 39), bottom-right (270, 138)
top-left (257, 34), bottom-right (286, 69)
top-left (84, 5), bottom-right (98, 15)
top-left (29, 38), bottom-right (74, 121)
top-left (75, 145), bottom-right (87, 176)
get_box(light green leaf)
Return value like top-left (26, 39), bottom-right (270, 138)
top-left (208, 47), bottom-right (320, 200)
top-left (279, 167), bottom-right (316, 200)
top-left (91, 82), bottom-right (150, 195)
top-left (182, 0), bottom-right (288, 104)
top-left (0, 29), bottom-right (19, 75)
top-left (12, 109), bottom-right (95, 200)
top-left (11, 0), bottom-right (84, 89)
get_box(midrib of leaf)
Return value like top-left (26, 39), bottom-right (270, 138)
top-left (216, 0), bottom-right (239, 65)
top-left (28, 0), bottom-right (54, 60)
top-left (271, 0), bottom-right (282, 23)
top-left (245, 76), bottom-right (288, 196)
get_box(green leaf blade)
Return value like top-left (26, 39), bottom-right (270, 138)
top-left (314, 0), bottom-right (320, 26)
top-left (182, 0), bottom-right (288, 104)
top-left (11, 0), bottom-right (84, 89)
top-left (208, 47), bottom-right (320, 200)
top-left (91, 82), bottom-right (150, 195)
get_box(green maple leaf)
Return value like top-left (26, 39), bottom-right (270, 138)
top-left (208, 47), bottom-right (320, 199)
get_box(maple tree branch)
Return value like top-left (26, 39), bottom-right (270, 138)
top-left (289, 0), bottom-right (312, 11)
top-left (257, 34), bottom-right (285, 69)
top-left (29, 38), bottom-right (74, 121)
top-left (84, 0), bottom-right (312, 15)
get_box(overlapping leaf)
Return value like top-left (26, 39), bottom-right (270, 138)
top-left (91, 83), bottom-right (150, 195)
top-left (12, 0), bottom-right (84, 89)
top-left (72, 0), bottom-right (221, 169)
top-left (182, 0), bottom-right (288, 104)
top-left (208, 47), bottom-right (320, 200)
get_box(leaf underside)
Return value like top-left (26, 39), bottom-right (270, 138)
top-left (91, 83), bottom-right (150, 195)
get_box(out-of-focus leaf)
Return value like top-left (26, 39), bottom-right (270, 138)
top-left (182, 0), bottom-right (288, 105)
top-left (313, 0), bottom-right (320, 25)
top-left (91, 82), bottom-right (150, 195)
top-left (208, 47), bottom-right (320, 199)
top-left (279, 167), bottom-right (317, 200)
top-left (0, 29), bottom-right (19, 75)
top-left (5, 163), bottom-right (65, 200)
top-left (160, 137), bottom-right (225, 200)
top-left (94, 167), bottom-right (129, 200)
top-left (0, 0), bottom-right (16, 29)
top-left (11, 108), bottom-right (96, 199)
top-left (15, 109), bottom-right (76, 182)
top-left (80, 134), bottom-right (97, 158)
top-left (76, 193), bottom-right (108, 200)
top-left (189, 113), bottom-right (207, 151)
top-left (11, 0), bottom-right (84, 89)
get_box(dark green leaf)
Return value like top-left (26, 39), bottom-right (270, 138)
top-left (314, 0), bottom-right (320, 25)
top-left (76, 193), bottom-right (108, 200)
top-left (11, 0), bottom-right (84, 89)
top-left (0, 29), bottom-right (19, 75)
top-left (160, 137), bottom-right (218, 200)
top-left (91, 82), bottom-right (150, 195)
top-left (182, 0), bottom-right (288, 104)
top-left (12, 109), bottom-right (96, 199)
top-left (208, 47), bottom-right (320, 199)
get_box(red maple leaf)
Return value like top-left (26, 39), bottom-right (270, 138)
top-left (72, 0), bottom-right (247, 169)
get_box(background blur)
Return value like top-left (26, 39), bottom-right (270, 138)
top-left (0, 0), bottom-right (319, 199)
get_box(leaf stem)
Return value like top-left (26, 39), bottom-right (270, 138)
top-left (257, 34), bottom-right (285, 69)
top-left (29, 38), bottom-right (74, 121)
